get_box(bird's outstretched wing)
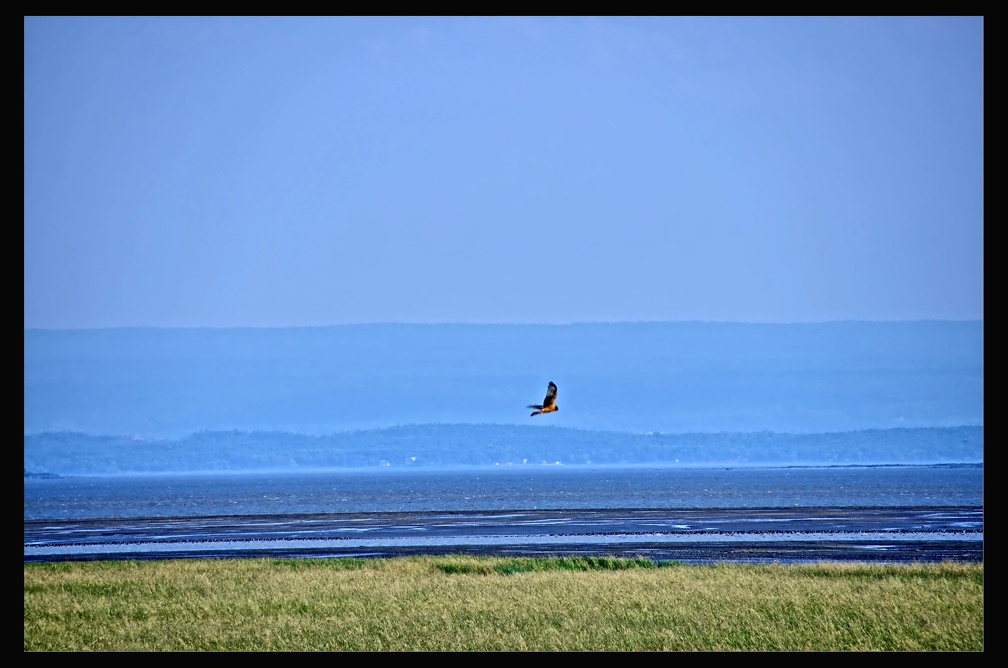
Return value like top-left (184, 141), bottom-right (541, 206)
top-left (542, 381), bottom-right (557, 408)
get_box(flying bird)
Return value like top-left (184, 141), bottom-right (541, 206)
top-left (528, 381), bottom-right (559, 417)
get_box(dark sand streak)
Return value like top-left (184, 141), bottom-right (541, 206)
top-left (24, 506), bottom-right (983, 564)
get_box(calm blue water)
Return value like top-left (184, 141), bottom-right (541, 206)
top-left (24, 322), bottom-right (983, 525)
top-left (24, 465), bottom-right (983, 522)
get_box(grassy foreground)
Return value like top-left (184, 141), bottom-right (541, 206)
top-left (25, 556), bottom-right (983, 651)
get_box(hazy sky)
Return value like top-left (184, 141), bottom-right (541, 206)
top-left (24, 16), bottom-right (983, 328)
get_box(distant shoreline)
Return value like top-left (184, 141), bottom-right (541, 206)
top-left (24, 460), bottom-right (984, 480)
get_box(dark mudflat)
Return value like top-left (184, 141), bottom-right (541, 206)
top-left (24, 506), bottom-right (983, 564)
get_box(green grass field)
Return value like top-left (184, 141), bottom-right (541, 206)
top-left (24, 556), bottom-right (983, 651)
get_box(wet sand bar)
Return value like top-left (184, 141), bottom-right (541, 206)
top-left (24, 505), bottom-right (984, 564)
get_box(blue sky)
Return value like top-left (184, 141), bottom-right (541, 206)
top-left (24, 16), bottom-right (983, 328)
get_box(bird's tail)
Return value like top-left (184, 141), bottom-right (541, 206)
top-left (530, 409), bottom-right (542, 416)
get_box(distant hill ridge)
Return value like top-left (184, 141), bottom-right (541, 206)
top-left (24, 424), bottom-right (984, 476)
